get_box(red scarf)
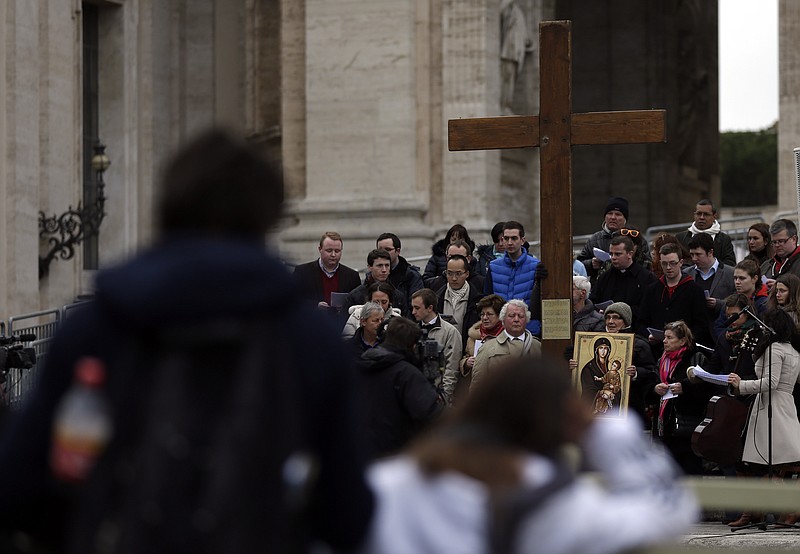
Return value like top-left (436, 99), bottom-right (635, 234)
top-left (480, 320), bottom-right (504, 340)
top-left (658, 346), bottom-right (687, 429)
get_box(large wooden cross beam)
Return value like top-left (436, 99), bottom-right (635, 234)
top-left (448, 20), bottom-right (666, 359)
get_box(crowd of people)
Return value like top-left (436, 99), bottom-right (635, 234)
top-left (298, 193), bottom-right (800, 530)
top-left (7, 129), bottom-right (780, 552)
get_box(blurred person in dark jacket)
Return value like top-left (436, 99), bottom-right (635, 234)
top-left (0, 129), bottom-right (373, 554)
top-left (356, 317), bottom-right (443, 459)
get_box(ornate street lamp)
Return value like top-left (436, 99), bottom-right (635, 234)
top-left (38, 141), bottom-right (110, 279)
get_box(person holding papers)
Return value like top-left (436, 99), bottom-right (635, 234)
top-left (688, 293), bottom-right (761, 526)
top-left (726, 309), bottom-right (800, 527)
top-left (645, 321), bottom-right (711, 475)
top-left (293, 231), bottom-right (362, 311)
top-left (696, 294), bottom-right (760, 388)
top-left (727, 308), bottom-right (800, 469)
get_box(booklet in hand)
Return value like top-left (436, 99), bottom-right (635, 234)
top-left (647, 327), bottom-right (665, 341)
top-left (592, 247), bottom-right (612, 262)
top-left (330, 292), bottom-right (348, 309)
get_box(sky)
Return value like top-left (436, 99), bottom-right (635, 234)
top-left (718, 0), bottom-right (779, 131)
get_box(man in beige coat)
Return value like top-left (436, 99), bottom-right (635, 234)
top-left (411, 288), bottom-right (463, 404)
top-left (471, 299), bottom-right (541, 391)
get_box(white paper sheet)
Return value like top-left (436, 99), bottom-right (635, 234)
top-left (593, 247), bottom-right (611, 262)
top-left (690, 365), bottom-right (730, 386)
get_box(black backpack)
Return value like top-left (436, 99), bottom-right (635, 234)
top-left (68, 317), bottom-right (315, 554)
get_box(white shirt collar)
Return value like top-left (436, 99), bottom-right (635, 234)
top-left (318, 258), bottom-right (339, 278)
top-left (504, 330), bottom-right (526, 341)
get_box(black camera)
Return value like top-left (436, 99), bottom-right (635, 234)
top-left (0, 334), bottom-right (37, 383)
top-left (414, 328), bottom-right (444, 387)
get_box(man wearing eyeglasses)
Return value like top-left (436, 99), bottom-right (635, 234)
top-left (761, 219), bottom-right (800, 289)
top-left (435, 254), bottom-right (484, 346)
top-left (426, 240), bottom-right (485, 292)
top-left (638, 243), bottom-right (710, 358)
top-left (675, 199), bottom-right (736, 267)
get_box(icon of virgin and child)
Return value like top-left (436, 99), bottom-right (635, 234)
top-left (579, 336), bottom-right (626, 415)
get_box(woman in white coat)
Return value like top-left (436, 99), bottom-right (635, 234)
top-left (728, 308), bottom-right (800, 468)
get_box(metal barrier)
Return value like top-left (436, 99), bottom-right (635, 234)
top-left (4, 309), bottom-right (61, 407)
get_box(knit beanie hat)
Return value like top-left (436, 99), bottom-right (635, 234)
top-left (605, 196), bottom-right (629, 220)
top-left (604, 302), bottom-right (632, 328)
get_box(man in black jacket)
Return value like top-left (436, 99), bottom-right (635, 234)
top-left (344, 249), bottom-right (407, 316)
top-left (376, 233), bottom-right (424, 315)
top-left (589, 235), bottom-right (656, 326)
top-left (356, 317), bottom-right (443, 459)
top-left (293, 231), bottom-right (361, 312)
top-left (675, 199), bottom-right (736, 267)
top-left (638, 243), bottom-right (710, 358)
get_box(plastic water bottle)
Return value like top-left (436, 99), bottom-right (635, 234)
top-left (50, 356), bottom-right (113, 482)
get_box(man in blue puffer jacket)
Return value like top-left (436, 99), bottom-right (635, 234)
top-left (485, 221), bottom-right (541, 336)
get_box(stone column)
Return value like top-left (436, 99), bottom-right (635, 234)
top-left (441, 0), bottom-right (543, 248)
top-left (280, 0), bottom-right (435, 268)
top-left (2, 1), bottom-right (46, 314)
top-left (441, 0), bottom-right (502, 238)
top-left (779, 0), bottom-right (800, 214)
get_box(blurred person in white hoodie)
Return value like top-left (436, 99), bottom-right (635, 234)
top-left (363, 355), bottom-right (698, 554)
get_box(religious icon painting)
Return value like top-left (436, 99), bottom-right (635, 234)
top-left (573, 332), bottom-right (635, 418)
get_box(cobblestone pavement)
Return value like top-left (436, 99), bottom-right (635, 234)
top-left (680, 522), bottom-right (800, 550)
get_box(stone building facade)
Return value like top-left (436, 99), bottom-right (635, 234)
top-left (0, 0), bottom-right (793, 316)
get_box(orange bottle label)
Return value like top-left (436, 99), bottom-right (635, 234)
top-left (50, 432), bottom-right (106, 482)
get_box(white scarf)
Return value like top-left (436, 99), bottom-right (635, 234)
top-left (444, 282), bottom-right (470, 332)
top-left (688, 220), bottom-right (721, 238)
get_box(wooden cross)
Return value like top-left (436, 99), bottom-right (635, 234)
top-left (448, 20), bottom-right (666, 359)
